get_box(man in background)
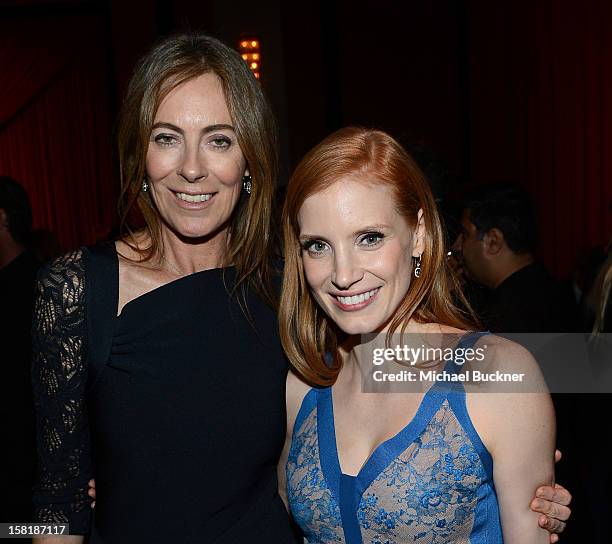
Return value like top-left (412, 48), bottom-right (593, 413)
top-left (0, 176), bottom-right (39, 524)
top-left (454, 183), bottom-right (577, 333)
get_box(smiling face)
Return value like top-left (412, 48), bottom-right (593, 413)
top-left (145, 72), bottom-right (248, 241)
top-left (297, 177), bottom-right (424, 335)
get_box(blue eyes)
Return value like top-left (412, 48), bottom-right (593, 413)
top-left (303, 240), bottom-right (330, 255)
top-left (301, 232), bottom-right (384, 256)
top-left (360, 232), bottom-right (383, 246)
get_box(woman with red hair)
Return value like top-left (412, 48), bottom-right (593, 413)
top-left (277, 127), bottom-right (560, 543)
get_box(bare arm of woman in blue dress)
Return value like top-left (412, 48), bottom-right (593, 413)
top-left (466, 335), bottom-right (555, 543)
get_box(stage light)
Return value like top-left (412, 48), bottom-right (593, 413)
top-left (238, 37), bottom-right (261, 80)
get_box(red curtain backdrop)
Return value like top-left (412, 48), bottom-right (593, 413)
top-left (2, 3), bottom-right (611, 274)
top-left (0, 14), bottom-right (117, 252)
top-left (467, 0), bottom-right (612, 278)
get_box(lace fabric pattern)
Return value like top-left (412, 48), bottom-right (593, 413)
top-left (287, 408), bottom-right (345, 543)
top-left (287, 391), bottom-right (500, 544)
top-left (357, 400), bottom-right (483, 544)
top-left (31, 249), bottom-right (92, 533)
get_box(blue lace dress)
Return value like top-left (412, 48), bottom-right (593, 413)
top-left (286, 333), bottom-right (503, 543)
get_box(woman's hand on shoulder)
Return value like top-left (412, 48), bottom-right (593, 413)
top-left (87, 479), bottom-right (96, 507)
top-left (531, 477), bottom-right (572, 543)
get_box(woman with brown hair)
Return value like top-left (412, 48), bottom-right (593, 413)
top-left (278, 127), bottom-right (561, 543)
top-left (31, 33), bottom-right (292, 543)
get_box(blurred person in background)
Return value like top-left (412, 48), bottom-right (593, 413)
top-left (0, 176), bottom-right (39, 526)
top-left (29, 229), bottom-right (61, 264)
top-left (452, 183), bottom-right (578, 333)
top-left (585, 232), bottom-right (612, 334)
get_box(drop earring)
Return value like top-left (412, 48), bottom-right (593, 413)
top-left (142, 179), bottom-right (149, 193)
top-left (414, 255), bottom-right (422, 278)
top-left (242, 174), bottom-right (252, 195)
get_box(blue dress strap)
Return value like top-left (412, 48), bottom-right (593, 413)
top-left (443, 330), bottom-right (490, 376)
top-left (292, 387), bottom-right (317, 440)
top-left (445, 331), bottom-right (494, 478)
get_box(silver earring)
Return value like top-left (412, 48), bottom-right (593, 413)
top-left (414, 255), bottom-right (422, 278)
top-left (242, 174), bottom-right (252, 195)
top-left (142, 179), bottom-right (149, 193)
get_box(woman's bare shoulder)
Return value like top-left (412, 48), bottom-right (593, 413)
top-left (472, 333), bottom-right (543, 375)
top-left (465, 333), bottom-right (554, 456)
top-left (115, 231), bottom-right (151, 265)
top-left (286, 370), bottom-right (312, 405)
top-left (115, 231), bottom-right (167, 314)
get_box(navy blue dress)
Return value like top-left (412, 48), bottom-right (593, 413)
top-left (32, 248), bottom-right (297, 543)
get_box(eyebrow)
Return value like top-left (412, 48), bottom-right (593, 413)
top-left (299, 234), bottom-right (326, 242)
top-left (353, 224), bottom-right (390, 235)
top-left (299, 225), bottom-right (391, 241)
top-left (151, 122), bottom-right (235, 134)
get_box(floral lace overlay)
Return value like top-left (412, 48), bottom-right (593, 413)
top-left (357, 400), bottom-right (484, 543)
top-left (287, 407), bottom-right (345, 543)
top-left (287, 390), bottom-right (499, 544)
top-left (31, 249), bottom-right (92, 533)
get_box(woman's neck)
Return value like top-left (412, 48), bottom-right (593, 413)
top-left (155, 225), bottom-right (230, 275)
top-left (336, 321), bottom-right (448, 391)
top-left (336, 334), bottom-right (382, 392)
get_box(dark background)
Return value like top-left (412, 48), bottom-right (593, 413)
top-left (1, 0), bottom-right (611, 278)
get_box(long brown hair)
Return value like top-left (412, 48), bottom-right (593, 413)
top-left (280, 127), bottom-right (478, 386)
top-left (117, 32), bottom-right (279, 305)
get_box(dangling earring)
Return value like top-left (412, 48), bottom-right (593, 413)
top-left (242, 174), bottom-right (252, 195)
top-left (142, 178), bottom-right (149, 193)
top-left (414, 255), bottom-right (422, 278)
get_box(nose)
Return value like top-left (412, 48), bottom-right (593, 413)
top-left (331, 250), bottom-right (364, 291)
top-left (179, 142), bottom-right (208, 183)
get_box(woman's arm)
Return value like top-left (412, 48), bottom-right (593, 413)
top-left (470, 339), bottom-right (555, 544)
top-left (31, 251), bottom-right (92, 542)
top-left (491, 391), bottom-right (555, 543)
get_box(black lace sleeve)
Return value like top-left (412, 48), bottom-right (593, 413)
top-left (31, 249), bottom-right (92, 534)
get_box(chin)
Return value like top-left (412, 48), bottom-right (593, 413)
top-left (173, 220), bottom-right (225, 240)
top-left (174, 229), bottom-right (210, 240)
top-left (331, 315), bottom-right (382, 337)
top-left (316, 300), bottom-right (386, 337)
